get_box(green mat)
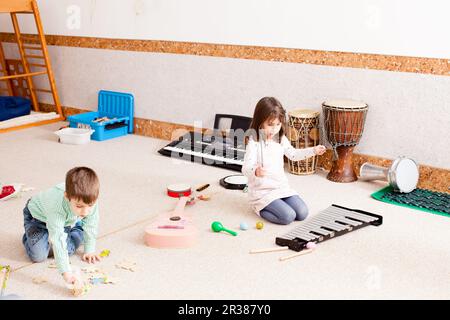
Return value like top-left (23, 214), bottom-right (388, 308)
top-left (371, 186), bottom-right (450, 217)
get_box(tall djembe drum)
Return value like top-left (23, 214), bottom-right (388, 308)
top-left (287, 109), bottom-right (320, 175)
top-left (322, 99), bottom-right (368, 182)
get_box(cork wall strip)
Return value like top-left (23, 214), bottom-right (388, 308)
top-left (1, 33), bottom-right (449, 76)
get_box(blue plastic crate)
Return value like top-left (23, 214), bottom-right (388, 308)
top-left (68, 90), bottom-right (134, 141)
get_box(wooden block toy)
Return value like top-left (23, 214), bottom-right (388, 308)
top-left (197, 194), bottom-right (211, 201)
top-left (99, 249), bottom-right (110, 257)
top-left (115, 259), bottom-right (137, 272)
top-left (70, 280), bottom-right (91, 297)
top-left (81, 266), bottom-right (103, 274)
top-left (32, 276), bottom-right (47, 284)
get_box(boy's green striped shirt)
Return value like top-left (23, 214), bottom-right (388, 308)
top-left (27, 183), bottom-right (99, 274)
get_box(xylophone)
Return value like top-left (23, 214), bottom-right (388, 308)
top-left (250, 204), bottom-right (382, 261)
top-left (276, 204), bottom-right (382, 252)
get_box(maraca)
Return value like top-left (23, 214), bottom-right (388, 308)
top-left (211, 221), bottom-right (237, 236)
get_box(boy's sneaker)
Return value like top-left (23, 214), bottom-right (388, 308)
top-left (0, 185), bottom-right (15, 199)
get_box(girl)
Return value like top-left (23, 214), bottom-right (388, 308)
top-left (242, 97), bottom-right (326, 225)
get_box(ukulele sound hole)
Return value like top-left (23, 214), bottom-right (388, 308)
top-left (170, 216), bottom-right (181, 221)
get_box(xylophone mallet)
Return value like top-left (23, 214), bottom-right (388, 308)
top-left (250, 241), bottom-right (316, 254)
top-left (249, 246), bottom-right (289, 254)
top-left (279, 248), bottom-right (313, 261)
top-left (279, 242), bottom-right (317, 261)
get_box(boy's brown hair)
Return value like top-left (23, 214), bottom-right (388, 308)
top-left (248, 97), bottom-right (286, 143)
top-left (65, 167), bottom-right (99, 205)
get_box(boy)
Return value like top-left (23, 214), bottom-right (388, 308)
top-left (22, 167), bottom-right (101, 284)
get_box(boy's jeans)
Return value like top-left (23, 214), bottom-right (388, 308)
top-left (22, 200), bottom-right (84, 263)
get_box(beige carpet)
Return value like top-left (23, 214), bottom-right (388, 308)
top-left (1, 122), bottom-right (449, 300)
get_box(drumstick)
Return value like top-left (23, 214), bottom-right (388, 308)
top-left (196, 184), bottom-right (210, 192)
top-left (279, 249), bottom-right (313, 261)
top-left (259, 136), bottom-right (264, 168)
top-left (249, 246), bottom-right (289, 254)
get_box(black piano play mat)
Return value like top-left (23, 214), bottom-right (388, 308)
top-left (371, 186), bottom-right (450, 217)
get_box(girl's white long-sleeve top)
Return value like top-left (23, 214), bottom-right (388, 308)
top-left (241, 135), bottom-right (315, 215)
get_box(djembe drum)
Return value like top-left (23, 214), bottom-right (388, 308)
top-left (287, 109), bottom-right (320, 175)
top-left (322, 99), bottom-right (368, 182)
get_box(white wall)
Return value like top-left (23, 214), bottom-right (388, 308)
top-left (1, 1), bottom-right (449, 169)
top-left (1, 0), bottom-right (449, 59)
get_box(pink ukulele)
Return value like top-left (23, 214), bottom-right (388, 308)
top-left (144, 197), bottom-right (198, 248)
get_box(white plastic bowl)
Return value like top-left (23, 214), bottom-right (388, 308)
top-left (55, 128), bottom-right (95, 145)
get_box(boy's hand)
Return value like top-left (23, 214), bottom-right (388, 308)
top-left (255, 166), bottom-right (267, 177)
top-left (63, 272), bottom-right (79, 284)
top-left (82, 253), bottom-right (101, 264)
top-left (314, 145), bottom-right (326, 155)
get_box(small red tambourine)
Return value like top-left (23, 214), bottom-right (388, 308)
top-left (167, 183), bottom-right (192, 198)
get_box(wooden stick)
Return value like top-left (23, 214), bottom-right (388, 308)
top-left (279, 249), bottom-right (313, 261)
top-left (23, 45), bottom-right (42, 50)
top-left (29, 63), bottom-right (47, 68)
top-left (249, 246), bottom-right (289, 254)
top-left (0, 42), bottom-right (14, 95)
top-left (196, 183), bottom-right (210, 192)
top-left (0, 116), bottom-right (63, 134)
top-left (0, 70), bottom-right (46, 80)
top-left (259, 137), bottom-right (264, 167)
top-left (24, 54), bottom-right (45, 59)
top-left (32, 88), bottom-right (52, 93)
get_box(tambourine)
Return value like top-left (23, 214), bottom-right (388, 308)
top-left (167, 183), bottom-right (192, 198)
top-left (219, 175), bottom-right (248, 190)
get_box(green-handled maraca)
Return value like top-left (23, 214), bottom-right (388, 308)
top-left (211, 221), bottom-right (237, 236)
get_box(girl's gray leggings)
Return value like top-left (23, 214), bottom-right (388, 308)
top-left (259, 195), bottom-right (308, 225)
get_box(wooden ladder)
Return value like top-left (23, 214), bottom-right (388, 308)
top-left (0, 43), bottom-right (14, 96)
top-left (0, 0), bottom-right (63, 132)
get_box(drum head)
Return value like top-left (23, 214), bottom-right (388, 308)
top-left (220, 175), bottom-right (248, 190)
top-left (288, 109), bottom-right (320, 118)
top-left (389, 158), bottom-right (419, 193)
top-left (322, 99), bottom-right (367, 109)
top-left (167, 183), bottom-right (191, 192)
top-left (167, 183), bottom-right (192, 198)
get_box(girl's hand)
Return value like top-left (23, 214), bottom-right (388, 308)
top-left (255, 166), bottom-right (267, 177)
top-left (82, 253), bottom-right (101, 264)
top-left (314, 145), bottom-right (326, 155)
